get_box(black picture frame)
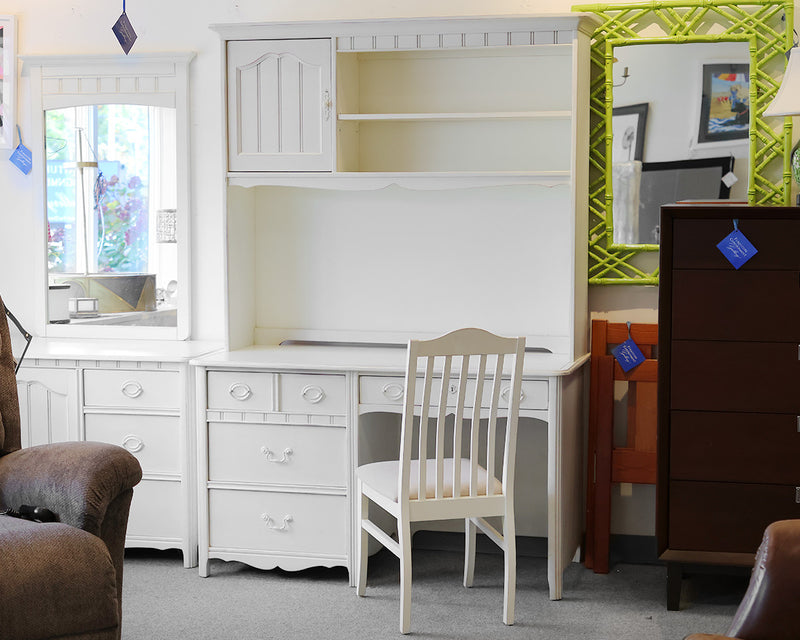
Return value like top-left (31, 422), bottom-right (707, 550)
top-left (612, 102), bottom-right (649, 162)
top-left (697, 62), bottom-right (750, 144)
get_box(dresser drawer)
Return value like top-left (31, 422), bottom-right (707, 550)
top-left (85, 413), bottom-right (180, 475)
top-left (127, 479), bottom-right (182, 541)
top-left (207, 371), bottom-right (275, 411)
top-left (208, 422), bottom-right (347, 487)
top-left (671, 217), bottom-right (800, 270)
top-left (359, 376), bottom-right (547, 411)
top-left (672, 270), bottom-right (800, 341)
top-left (279, 373), bottom-right (346, 414)
top-left (668, 480), bottom-right (800, 553)
top-left (670, 340), bottom-right (800, 413)
top-left (670, 411), bottom-right (800, 484)
top-left (84, 369), bottom-right (179, 409)
top-left (208, 488), bottom-right (347, 556)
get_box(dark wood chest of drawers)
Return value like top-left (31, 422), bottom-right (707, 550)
top-left (658, 204), bottom-right (800, 609)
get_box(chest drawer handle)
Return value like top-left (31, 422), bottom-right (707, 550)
top-left (261, 513), bottom-right (293, 531)
top-left (122, 434), bottom-right (145, 453)
top-left (260, 446), bottom-right (292, 463)
top-left (228, 383), bottom-right (253, 401)
top-left (501, 386), bottom-right (526, 403)
top-left (121, 380), bottom-right (144, 399)
top-left (301, 384), bottom-right (325, 404)
top-left (381, 383), bottom-right (405, 401)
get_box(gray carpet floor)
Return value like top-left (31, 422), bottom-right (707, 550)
top-left (121, 547), bottom-right (747, 639)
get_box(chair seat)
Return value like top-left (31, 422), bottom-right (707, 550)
top-left (0, 515), bottom-right (119, 640)
top-left (358, 457), bottom-right (502, 502)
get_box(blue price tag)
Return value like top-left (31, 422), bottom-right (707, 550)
top-left (112, 12), bottom-right (137, 55)
top-left (10, 142), bottom-right (33, 175)
top-left (717, 228), bottom-right (757, 269)
top-left (611, 338), bottom-right (646, 373)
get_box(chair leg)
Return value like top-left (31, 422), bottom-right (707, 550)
top-left (503, 515), bottom-right (516, 626)
top-left (356, 483), bottom-right (369, 597)
top-left (398, 515), bottom-right (412, 634)
top-left (464, 517), bottom-right (477, 588)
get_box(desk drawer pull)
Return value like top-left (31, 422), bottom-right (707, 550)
top-left (260, 446), bottom-right (293, 463)
top-left (501, 386), bottom-right (526, 403)
top-left (121, 380), bottom-right (144, 399)
top-left (122, 434), bottom-right (145, 453)
top-left (228, 383), bottom-right (253, 401)
top-left (261, 513), bottom-right (293, 531)
top-left (301, 384), bottom-right (325, 404)
top-left (381, 382), bottom-right (405, 401)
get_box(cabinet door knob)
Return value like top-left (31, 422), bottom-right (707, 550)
top-left (381, 382), bottom-right (404, 401)
top-left (122, 434), bottom-right (145, 453)
top-left (260, 446), bottom-right (292, 463)
top-left (301, 384), bottom-right (326, 404)
top-left (261, 513), bottom-right (293, 531)
top-left (229, 382), bottom-right (253, 401)
top-left (323, 90), bottom-right (332, 121)
top-left (121, 380), bottom-right (144, 399)
top-left (501, 386), bottom-right (526, 403)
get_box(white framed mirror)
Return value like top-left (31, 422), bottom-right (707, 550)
top-left (24, 53), bottom-right (194, 339)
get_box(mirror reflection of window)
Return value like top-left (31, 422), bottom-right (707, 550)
top-left (45, 105), bottom-right (178, 326)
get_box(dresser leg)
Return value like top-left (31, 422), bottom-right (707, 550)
top-left (666, 562), bottom-right (683, 611)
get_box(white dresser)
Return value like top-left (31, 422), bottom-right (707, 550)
top-left (16, 338), bottom-right (219, 567)
top-left (203, 13), bottom-right (596, 600)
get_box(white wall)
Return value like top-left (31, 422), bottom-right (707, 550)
top-left (0, 0), bottom-right (792, 539)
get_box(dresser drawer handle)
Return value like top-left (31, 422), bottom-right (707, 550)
top-left (121, 380), bottom-right (144, 399)
top-left (228, 383), bottom-right (253, 401)
top-left (261, 513), bottom-right (293, 531)
top-left (301, 384), bottom-right (325, 404)
top-left (381, 382), bottom-right (404, 401)
top-left (501, 386), bottom-right (526, 403)
top-left (260, 446), bottom-right (292, 463)
top-left (122, 434), bottom-right (145, 453)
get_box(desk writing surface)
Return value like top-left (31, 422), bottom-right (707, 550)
top-left (191, 343), bottom-right (588, 377)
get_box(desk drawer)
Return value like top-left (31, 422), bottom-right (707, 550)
top-left (359, 376), bottom-right (547, 411)
top-left (208, 488), bottom-right (347, 556)
top-left (127, 479), bottom-right (182, 541)
top-left (84, 369), bottom-right (179, 409)
top-left (279, 373), bottom-right (346, 414)
top-left (208, 422), bottom-right (347, 487)
top-left (85, 413), bottom-right (180, 475)
top-left (208, 371), bottom-right (275, 411)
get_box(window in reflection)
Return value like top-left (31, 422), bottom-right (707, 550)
top-left (45, 105), bottom-right (178, 325)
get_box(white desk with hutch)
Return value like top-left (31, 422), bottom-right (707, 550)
top-left (195, 13), bottom-right (597, 600)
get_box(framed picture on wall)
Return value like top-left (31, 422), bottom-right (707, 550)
top-left (612, 102), bottom-right (649, 163)
top-left (0, 15), bottom-right (17, 150)
top-left (697, 62), bottom-right (750, 145)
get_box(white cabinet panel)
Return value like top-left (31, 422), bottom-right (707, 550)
top-left (227, 38), bottom-right (332, 172)
top-left (127, 479), bottom-right (183, 542)
top-left (16, 367), bottom-right (78, 446)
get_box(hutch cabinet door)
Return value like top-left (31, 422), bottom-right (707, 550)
top-left (16, 367), bottom-right (79, 447)
top-left (227, 38), bottom-right (332, 172)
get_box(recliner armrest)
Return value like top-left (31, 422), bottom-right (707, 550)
top-left (0, 441), bottom-right (142, 537)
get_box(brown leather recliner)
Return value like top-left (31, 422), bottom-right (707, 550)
top-left (0, 297), bottom-right (143, 640)
top-left (686, 519), bottom-right (800, 640)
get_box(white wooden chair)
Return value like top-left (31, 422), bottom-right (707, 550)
top-left (355, 327), bottom-right (526, 634)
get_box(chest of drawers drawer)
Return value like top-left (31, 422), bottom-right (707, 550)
top-left (668, 480), bottom-right (800, 554)
top-left (208, 422), bottom-right (347, 487)
top-left (207, 371), bottom-right (346, 414)
top-left (84, 369), bottom-right (179, 409)
top-left (208, 488), bottom-right (347, 556)
top-left (85, 413), bottom-right (180, 475)
top-left (359, 376), bottom-right (547, 411)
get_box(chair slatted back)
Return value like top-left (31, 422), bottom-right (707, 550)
top-left (398, 328), bottom-right (525, 504)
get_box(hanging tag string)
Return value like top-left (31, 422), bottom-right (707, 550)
top-left (16, 125), bottom-right (22, 147)
top-left (626, 320), bottom-right (632, 340)
top-left (733, 219), bottom-right (739, 232)
top-left (122, 0), bottom-right (126, 14)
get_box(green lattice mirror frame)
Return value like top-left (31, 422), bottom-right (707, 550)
top-left (572, 0), bottom-right (795, 284)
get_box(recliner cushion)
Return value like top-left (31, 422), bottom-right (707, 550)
top-left (0, 515), bottom-right (119, 640)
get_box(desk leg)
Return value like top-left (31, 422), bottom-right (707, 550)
top-left (547, 369), bottom-right (586, 600)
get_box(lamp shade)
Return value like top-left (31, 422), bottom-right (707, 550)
top-left (765, 47), bottom-right (800, 116)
